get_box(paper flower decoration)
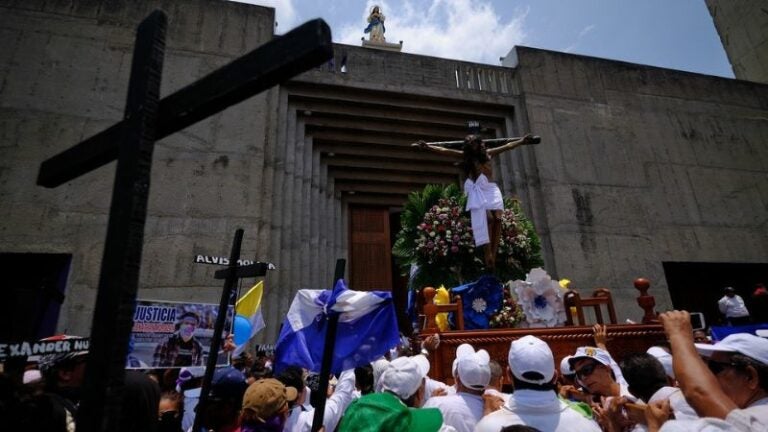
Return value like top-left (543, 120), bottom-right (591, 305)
top-left (512, 268), bottom-right (566, 328)
top-left (452, 275), bottom-right (503, 329)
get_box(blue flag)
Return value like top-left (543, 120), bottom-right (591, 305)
top-left (275, 280), bottom-right (400, 375)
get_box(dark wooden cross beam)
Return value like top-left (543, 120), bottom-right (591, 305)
top-left (214, 261), bottom-right (274, 280)
top-left (421, 135), bottom-right (542, 149)
top-left (38, 16), bottom-right (333, 188)
top-left (35, 9), bottom-right (332, 432)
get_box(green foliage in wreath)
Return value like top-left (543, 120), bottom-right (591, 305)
top-left (393, 183), bottom-right (543, 290)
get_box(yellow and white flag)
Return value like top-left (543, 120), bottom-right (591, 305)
top-left (234, 281), bottom-right (266, 355)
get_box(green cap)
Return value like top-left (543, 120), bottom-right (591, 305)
top-left (338, 392), bottom-right (443, 432)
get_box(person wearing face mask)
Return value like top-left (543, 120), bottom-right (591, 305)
top-left (158, 390), bottom-right (184, 432)
top-left (154, 311), bottom-right (204, 367)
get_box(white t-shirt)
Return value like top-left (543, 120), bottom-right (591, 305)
top-left (474, 389), bottom-right (602, 432)
top-left (484, 388), bottom-right (511, 404)
top-left (631, 386), bottom-right (700, 432)
top-left (423, 377), bottom-right (454, 403)
top-left (649, 386), bottom-right (699, 421)
top-left (660, 407), bottom-right (766, 432)
top-left (742, 397), bottom-right (768, 426)
top-left (423, 392), bottom-right (484, 432)
top-left (718, 295), bottom-right (750, 318)
top-left (283, 369), bottom-right (356, 432)
top-left (181, 387), bottom-right (201, 432)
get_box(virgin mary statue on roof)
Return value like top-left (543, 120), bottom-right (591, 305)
top-left (364, 5), bottom-right (386, 43)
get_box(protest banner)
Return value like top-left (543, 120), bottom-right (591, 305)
top-left (0, 337), bottom-right (90, 361)
top-left (127, 300), bottom-right (233, 369)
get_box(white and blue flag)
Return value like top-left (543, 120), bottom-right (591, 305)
top-left (275, 279), bottom-right (400, 374)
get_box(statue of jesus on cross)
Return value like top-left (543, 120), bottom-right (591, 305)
top-left (413, 133), bottom-right (540, 271)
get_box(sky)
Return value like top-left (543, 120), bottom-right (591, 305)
top-left (232, 0), bottom-right (734, 79)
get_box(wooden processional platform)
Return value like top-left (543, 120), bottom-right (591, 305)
top-left (419, 278), bottom-right (666, 384)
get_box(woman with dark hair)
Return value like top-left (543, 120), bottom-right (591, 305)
top-left (413, 134), bottom-right (537, 270)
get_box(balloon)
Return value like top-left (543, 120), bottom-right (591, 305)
top-left (233, 315), bottom-right (252, 345)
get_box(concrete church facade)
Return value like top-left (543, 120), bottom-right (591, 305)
top-left (1, 0), bottom-right (766, 343)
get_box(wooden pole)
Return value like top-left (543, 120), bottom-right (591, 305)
top-left (192, 228), bottom-right (244, 432)
top-left (311, 259), bottom-right (346, 432)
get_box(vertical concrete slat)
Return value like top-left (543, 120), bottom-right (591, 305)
top-left (279, 103), bottom-right (297, 317)
top-left (310, 149), bottom-right (321, 285)
top-left (300, 134), bottom-right (313, 289)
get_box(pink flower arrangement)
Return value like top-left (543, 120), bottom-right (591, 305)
top-left (497, 207), bottom-right (534, 258)
top-left (414, 198), bottom-right (475, 265)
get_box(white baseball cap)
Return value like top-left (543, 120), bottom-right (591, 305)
top-left (646, 346), bottom-right (675, 379)
top-left (568, 346), bottom-right (613, 368)
top-left (695, 333), bottom-right (768, 365)
top-left (560, 355), bottom-right (574, 376)
top-left (508, 335), bottom-right (555, 385)
top-left (372, 358), bottom-right (391, 392)
top-left (380, 355), bottom-right (429, 400)
top-left (455, 344), bottom-right (491, 390)
top-left (23, 369), bottom-right (42, 384)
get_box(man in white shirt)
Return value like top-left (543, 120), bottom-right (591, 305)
top-left (277, 365), bottom-right (356, 432)
top-left (647, 311), bottom-right (768, 431)
top-left (694, 332), bottom-right (768, 425)
top-left (718, 286), bottom-right (751, 326)
top-left (423, 344), bottom-right (490, 432)
top-left (484, 359), bottom-right (510, 403)
top-left (339, 355), bottom-right (456, 431)
top-left (617, 352), bottom-right (698, 431)
top-left (475, 335), bottom-right (602, 432)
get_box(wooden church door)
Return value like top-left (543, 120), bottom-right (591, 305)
top-left (349, 206), bottom-right (393, 291)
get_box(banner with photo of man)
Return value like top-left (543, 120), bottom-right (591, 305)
top-left (127, 300), bottom-right (233, 369)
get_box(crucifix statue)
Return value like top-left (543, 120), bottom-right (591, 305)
top-left (412, 132), bottom-right (540, 271)
top-left (36, 10), bottom-right (333, 431)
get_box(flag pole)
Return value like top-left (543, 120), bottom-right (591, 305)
top-left (311, 259), bottom-right (346, 432)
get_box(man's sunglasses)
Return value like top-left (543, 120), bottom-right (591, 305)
top-left (574, 362), bottom-right (599, 379)
top-left (707, 359), bottom-right (737, 375)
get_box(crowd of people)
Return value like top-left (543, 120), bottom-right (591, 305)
top-left (1, 309), bottom-right (767, 431)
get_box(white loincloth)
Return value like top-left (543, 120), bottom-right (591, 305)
top-left (464, 174), bottom-right (504, 247)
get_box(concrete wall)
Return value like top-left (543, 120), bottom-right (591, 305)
top-left (509, 46), bottom-right (768, 317)
top-left (0, 0), bottom-right (279, 336)
top-left (0, 0), bottom-right (522, 343)
top-left (3, 0), bottom-right (767, 342)
top-left (706, 0), bottom-right (768, 84)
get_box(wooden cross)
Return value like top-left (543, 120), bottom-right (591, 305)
top-left (36, 10), bottom-right (332, 432)
top-left (421, 135), bottom-right (541, 149)
top-left (312, 259), bottom-right (346, 432)
top-left (193, 229), bottom-right (270, 432)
